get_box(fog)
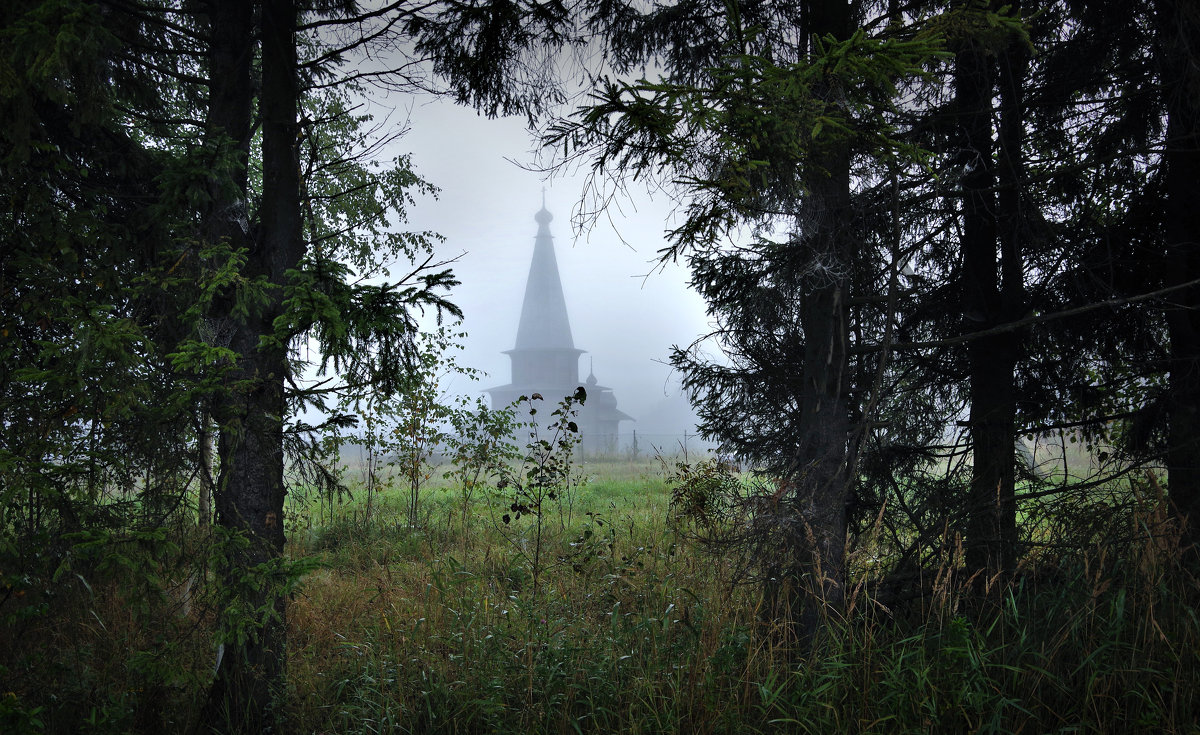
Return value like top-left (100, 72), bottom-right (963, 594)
top-left (380, 97), bottom-right (714, 445)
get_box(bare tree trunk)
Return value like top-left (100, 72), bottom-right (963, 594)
top-left (994, 15), bottom-right (1030, 571)
top-left (199, 409), bottom-right (214, 531)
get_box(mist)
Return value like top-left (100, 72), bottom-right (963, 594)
top-left (385, 97), bottom-right (714, 448)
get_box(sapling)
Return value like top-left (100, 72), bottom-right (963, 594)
top-left (335, 327), bottom-right (478, 527)
top-left (444, 398), bottom-right (519, 543)
top-left (495, 388), bottom-right (587, 600)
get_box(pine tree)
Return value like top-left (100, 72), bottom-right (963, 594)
top-left (1156, 0), bottom-right (1200, 552)
top-left (3, 0), bottom-right (566, 727)
top-left (552, 0), bottom-right (945, 640)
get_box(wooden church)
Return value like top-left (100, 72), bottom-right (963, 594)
top-left (486, 203), bottom-right (632, 454)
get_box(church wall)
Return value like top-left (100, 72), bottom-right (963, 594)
top-left (509, 350), bottom-right (580, 387)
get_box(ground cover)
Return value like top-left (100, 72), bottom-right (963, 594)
top-left (279, 457), bottom-right (1200, 734)
top-left (2, 456), bottom-right (1197, 733)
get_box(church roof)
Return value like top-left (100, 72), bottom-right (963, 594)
top-left (582, 360), bottom-right (633, 421)
top-left (512, 205), bottom-right (576, 351)
top-left (488, 201), bottom-right (631, 429)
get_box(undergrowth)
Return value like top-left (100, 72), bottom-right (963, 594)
top-left (2, 459), bottom-right (1197, 733)
top-left (279, 464), bottom-right (1199, 734)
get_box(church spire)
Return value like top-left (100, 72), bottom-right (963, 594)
top-left (514, 202), bottom-right (575, 350)
top-left (486, 198), bottom-right (632, 455)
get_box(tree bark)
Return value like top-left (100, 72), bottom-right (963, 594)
top-left (780, 0), bottom-right (853, 644)
top-left (1158, 0), bottom-right (1200, 554)
top-left (199, 0), bottom-right (300, 730)
top-left (955, 2), bottom-right (1023, 583)
top-left (199, 409), bottom-right (214, 530)
top-left (196, 0), bottom-right (252, 544)
top-left (993, 11), bottom-right (1029, 572)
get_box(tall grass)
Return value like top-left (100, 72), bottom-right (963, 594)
top-left (2, 459), bottom-right (1196, 733)
top-left (281, 463), bottom-right (1199, 734)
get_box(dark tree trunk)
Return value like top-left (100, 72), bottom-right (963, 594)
top-left (204, 322), bottom-right (289, 733)
top-left (992, 20), bottom-right (1029, 573)
top-left (781, 0), bottom-right (853, 643)
top-left (955, 2), bottom-right (1021, 583)
top-left (1158, 0), bottom-right (1200, 554)
top-left (196, 0), bottom-right (252, 545)
top-left (789, 209), bottom-right (852, 639)
top-left (199, 0), bottom-right (300, 731)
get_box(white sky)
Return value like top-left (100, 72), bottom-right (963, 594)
top-left (383, 96), bottom-right (713, 440)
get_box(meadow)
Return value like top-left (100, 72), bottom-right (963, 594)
top-left (3, 453), bottom-right (1198, 733)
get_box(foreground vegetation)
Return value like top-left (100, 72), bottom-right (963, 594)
top-left (8, 0), bottom-right (1200, 728)
top-left (2, 457), bottom-right (1196, 734)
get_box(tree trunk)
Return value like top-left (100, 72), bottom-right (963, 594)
top-left (199, 408), bottom-right (214, 530)
top-left (1157, 0), bottom-right (1200, 555)
top-left (196, 0), bottom-right (252, 545)
top-left (955, 4), bottom-right (1021, 583)
top-left (993, 14), bottom-right (1030, 572)
top-left (780, 0), bottom-right (853, 644)
top-left (199, 0), bottom-right (300, 730)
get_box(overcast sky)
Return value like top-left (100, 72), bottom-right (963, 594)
top-left (378, 96), bottom-right (714, 441)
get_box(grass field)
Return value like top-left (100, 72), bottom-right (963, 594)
top-left (276, 455), bottom-right (1199, 734)
top-left (3, 454), bottom-right (1198, 733)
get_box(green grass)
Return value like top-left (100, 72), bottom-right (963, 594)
top-left (3, 457), bottom-right (1198, 733)
top-left (277, 458), bottom-right (1199, 734)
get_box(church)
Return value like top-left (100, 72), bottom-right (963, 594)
top-left (485, 203), bottom-right (632, 455)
